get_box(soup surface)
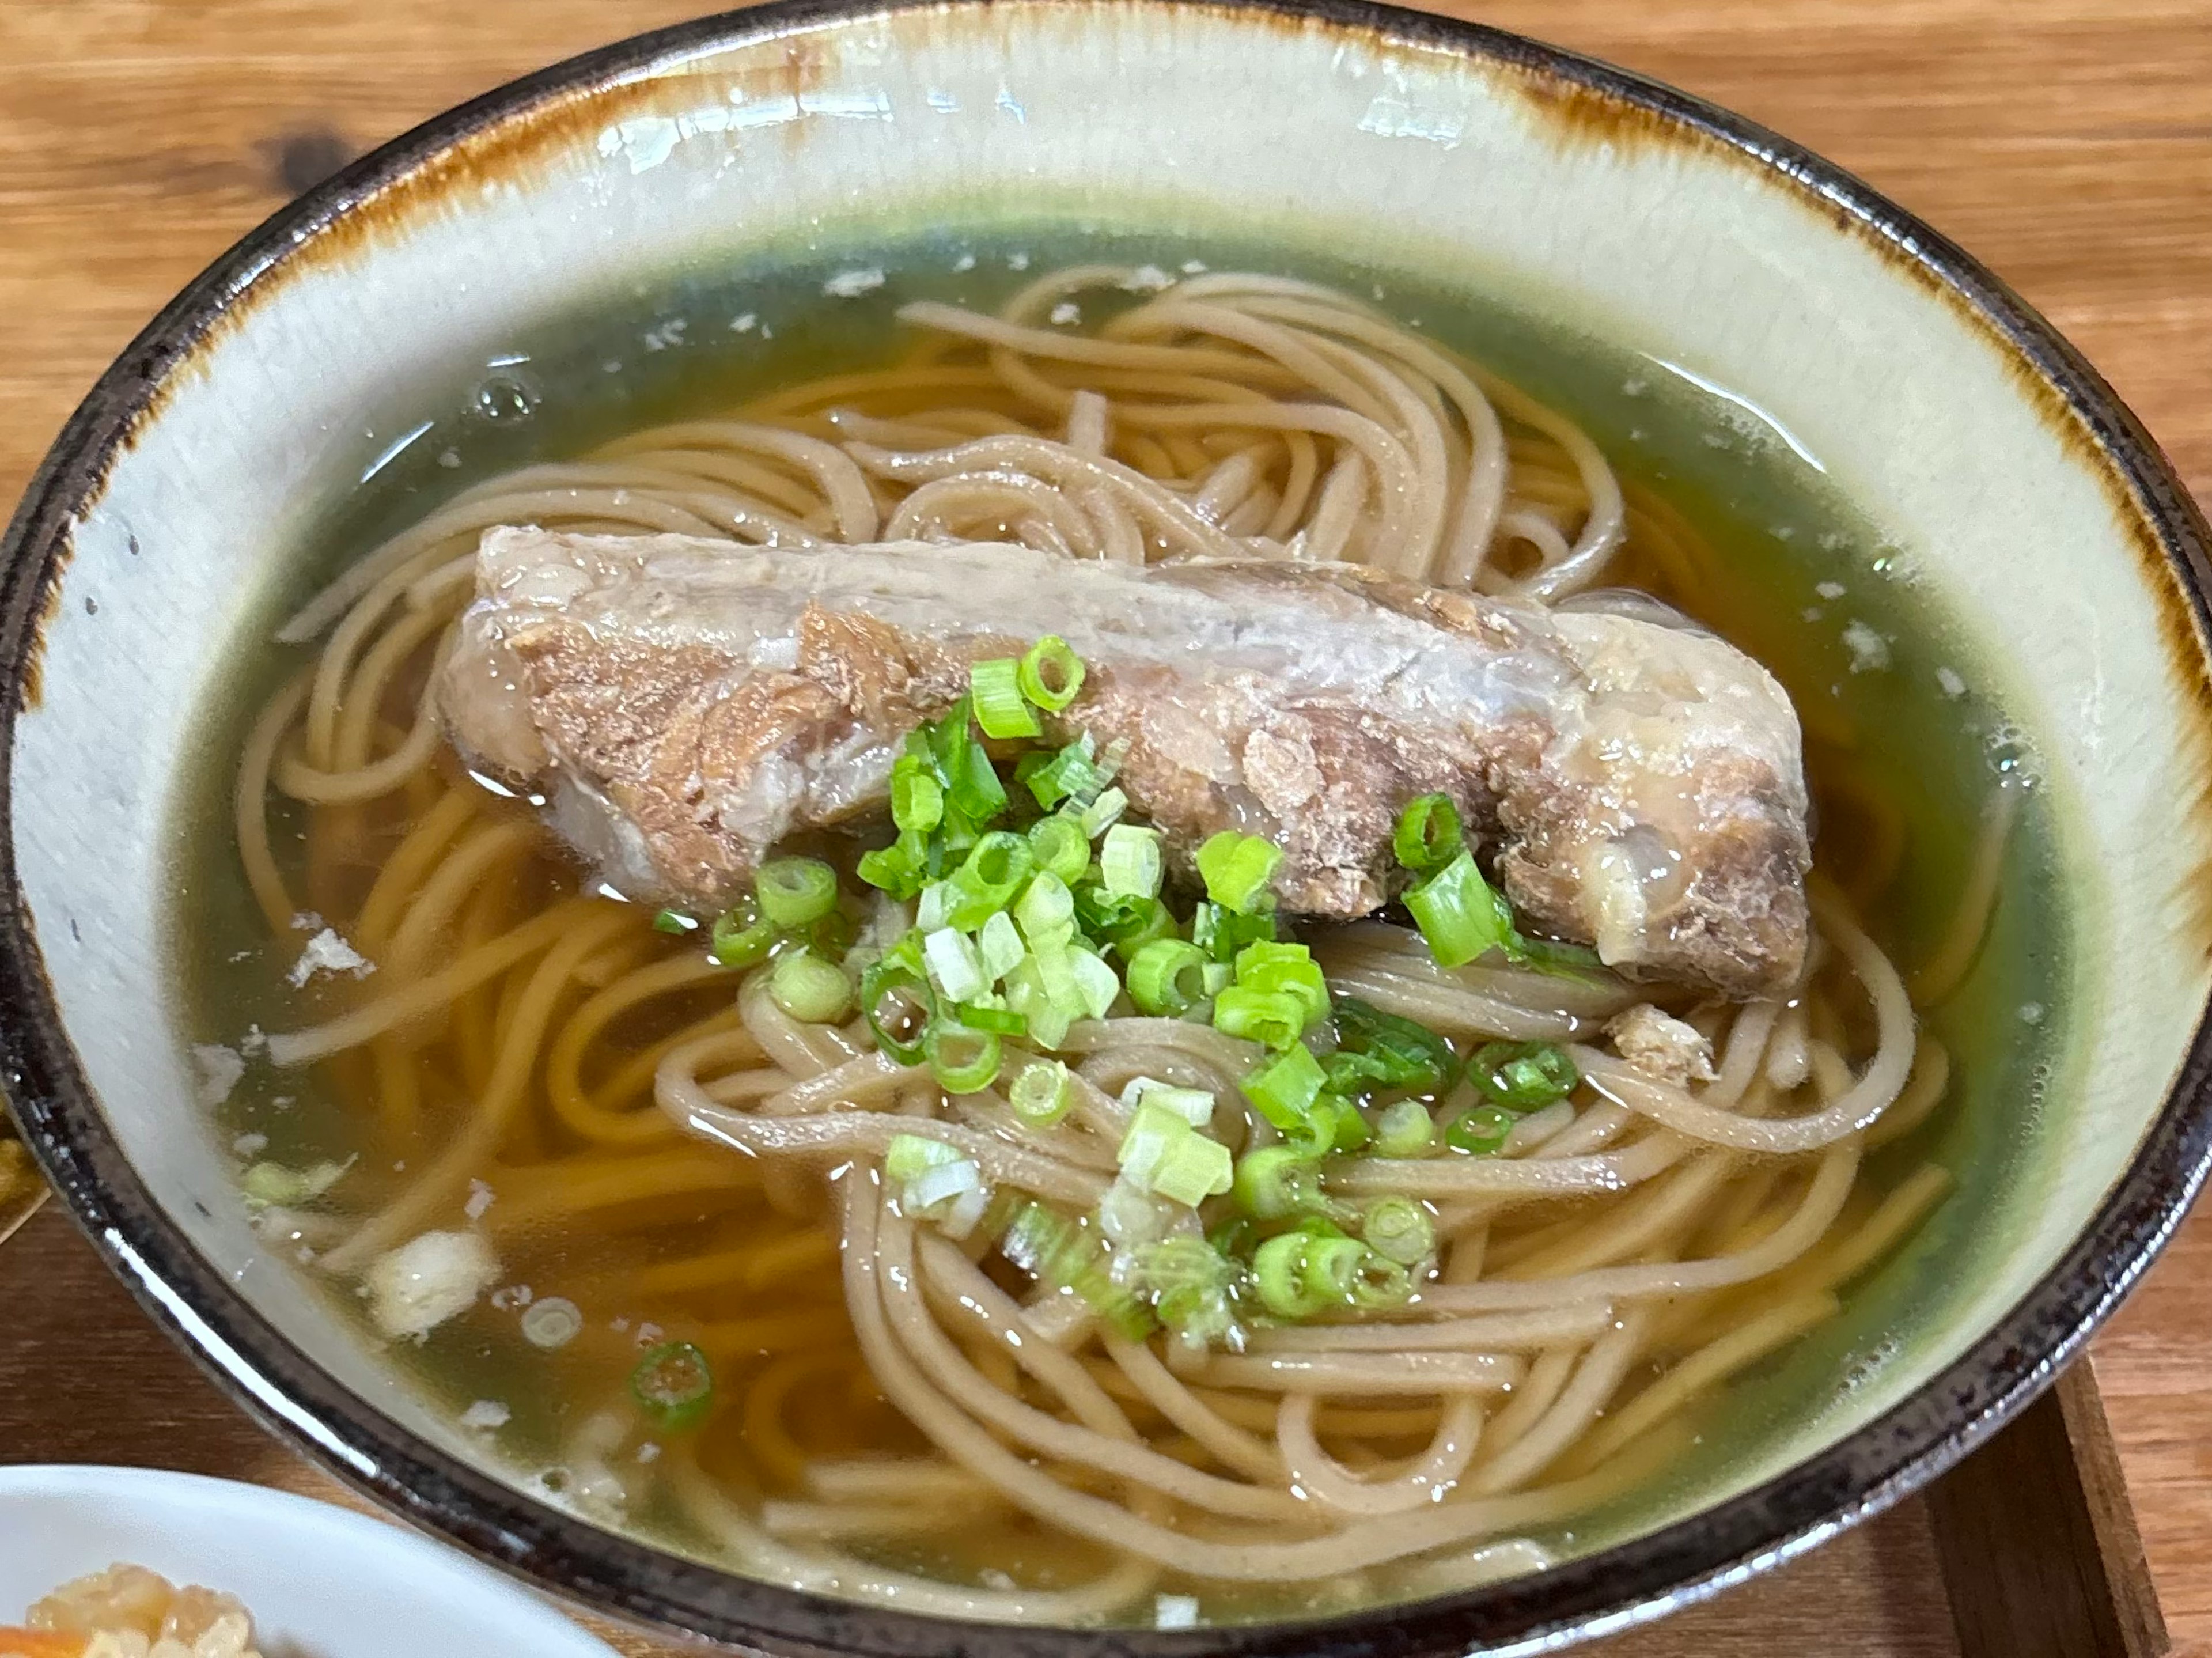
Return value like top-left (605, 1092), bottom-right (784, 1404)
top-left (172, 230), bottom-right (2065, 1626)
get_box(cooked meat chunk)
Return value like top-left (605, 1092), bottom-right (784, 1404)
top-left (1605, 1004), bottom-right (1720, 1086)
top-left (442, 529), bottom-right (1811, 997)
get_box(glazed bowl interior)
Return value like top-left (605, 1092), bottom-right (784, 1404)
top-left (9, 0), bottom-right (2212, 1650)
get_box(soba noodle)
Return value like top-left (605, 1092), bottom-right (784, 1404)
top-left (221, 265), bottom-right (2002, 1621)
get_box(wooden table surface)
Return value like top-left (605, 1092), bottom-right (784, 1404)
top-left (1, 2), bottom-right (2207, 1654)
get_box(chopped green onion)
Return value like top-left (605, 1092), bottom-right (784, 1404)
top-left (1009, 1058), bottom-right (1075, 1126)
top-left (1002, 959), bottom-right (1073, 1051)
top-left (1118, 1102), bottom-right (1232, 1207)
top-left (945, 728), bottom-right (1009, 826)
top-left (926, 1024), bottom-right (1002, 1093)
top-left (1100, 824), bottom-right (1164, 900)
top-left (1328, 998), bottom-right (1461, 1097)
top-left (769, 948), bottom-right (851, 1023)
top-left (935, 800), bottom-right (979, 860)
top-left (1118, 1101), bottom-right (1190, 1184)
top-left (977, 910), bottom-right (1025, 983)
top-left (945, 832), bottom-right (1033, 929)
top-left (891, 762), bottom-right (944, 834)
top-left (1191, 900), bottom-right (1277, 964)
top-left (1241, 1043), bottom-right (1327, 1133)
top-left (1105, 896), bottom-right (1175, 964)
top-left (1134, 1236), bottom-right (1243, 1347)
top-left (1514, 934), bottom-right (1607, 981)
top-left (856, 831), bottom-right (928, 900)
top-left (1348, 1252), bottom-right (1414, 1311)
top-left (1073, 884), bottom-right (1164, 952)
top-left (1018, 635), bottom-right (1085, 711)
top-left (1150, 1133), bottom-right (1234, 1207)
top-left (1213, 987), bottom-right (1307, 1051)
top-left (241, 1159), bottom-right (350, 1209)
top-left (1069, 946), bottom-right (1122, 1019)
top-left (710, 896), bottom-right (776, 968)
top-left (915, 880), bottom-right (953, 934)
top-left (1231, 1145), bottom-right (1326, 1221)
top-left (1445, 1103), bottom-right (1518, 1156)
top-left (1023, 735), bottom-right (1099, 811)
top-left (1372, 1099), bottom-right (1435, 1158)
top-left (1253, 1232), bottom-right (1317, 1318)
top-left (1202, 962), bottom-right (1233, 997)
top-left (970, 657), bottom-right (1042, 739)
top-left (907, 1156), bottom-right (987, 1235)
top-left (755, 857), bottom-right (839, 928)
top-left (860, 950), bottom-right (934, 1066)
top-left (1361, 1197), bottom-right (1436, 1265)
top-left (631, 1341), bottom-right (715, 1431)
top-left (1300, 1234), bottom-right (1370, 1307)
top-left (1325, 1093), bottom-right (1370, 1153)
top-left (1195, 831), bottom-right (1283, 913)
top-left (922, 928), bottom-right (988, 1004)
top-left (1392, 792), bottom-right (1464, 873)
top-left (1251, 1231), bottom-right (1372, 1320)
top-left (1127, 938), bottom-right (1210, 1016)
top-left (1468, 1041), bottom-right (1580, 1111)
top-left (1404, 849), bottom-right (1514, 968)
top-left (1121, 1077), bottom-right (1215, 1127)
top-left (886, 1131), bottom-right (964, 1185)
top-left (1028, 815), bottom-right (1091, 884)
top-left (1014, 870), bottom-right (1077, 946)
top-left (1080, 786), bottom-right (1129, 839)
top-left (1001, 1202), bottom-right (1155, 1340)
top-left (956, 1001), bottom-right (1027, 1035)
top-left (1233, 941), bottom-right (1327, 1029)
top-left (1032, 938), bottom-right (1086, 1018)
top-left (652, 909), bottom-right (698, 935)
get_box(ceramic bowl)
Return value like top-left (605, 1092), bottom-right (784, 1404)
top-left (0, 1466), bottom-right (619, 1658)
top-left (5, 1), bottom-right (2211, 1653)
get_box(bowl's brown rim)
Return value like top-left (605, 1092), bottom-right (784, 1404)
top-left (4, 2), bottom-right (2211, 1655)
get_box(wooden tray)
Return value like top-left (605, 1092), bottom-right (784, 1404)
top-left (0, 1), bottom-right (2206, 1653)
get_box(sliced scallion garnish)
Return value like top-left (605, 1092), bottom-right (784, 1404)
top-left (1361, 1197), bottom-right (1436, 1265)
top-left (1469, 1040), bottom-right (1580, 1111)
top-left (1099, 823), bottom-right (1164, 900)
top-left (1371, 1098), bottom-right (1435, 1159)
top-left (1018, 635), bottom-right (1085, 712)
top-left (768, 947), bottom-right (851, 1023)
top-left (970, 657), bottom-right (1043, 740)
top-left (1391, 791), bottom-right (1464, 873)
top-left (710, 896), bottom-right (777, 968)
top-left (1027, 814), bottom-right (1090, 884)
top-left (955, 1001), bottom-right (1027, 1036)
top-left (1403, 848), bottom-right (1514, 968)
top-left (1126, 938), bottom-right (1210, 1016)
top-left (1009, 1058), bottom-right (1075, 1126)
top-left (755, 857), bottom-right (839, 929)
top-left (1240, 1042), bottom-right (1327, 1132)
top-left (1195, 831), bottom-right (1283, 914)
top-left (1445, 1102), bottom-right (1518, 1156)
top-left (631, 1341), bottom-right (715, 1431)
top-left (1212, 986), bottom-right (1306, 1051)
top-left (926, 1024), bottom-right (1002, 1093)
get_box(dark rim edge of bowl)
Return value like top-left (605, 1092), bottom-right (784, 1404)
top-left (4, 2), bottom-right (2211, 1655)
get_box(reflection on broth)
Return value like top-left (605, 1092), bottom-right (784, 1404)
top-left (175, 242), bottom-right (2061, 1626)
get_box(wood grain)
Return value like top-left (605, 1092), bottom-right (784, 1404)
top-left (1926, 1364), bottom-right (2169, 1658)
top-left (1, 2), bottom-right (2207, 1654)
